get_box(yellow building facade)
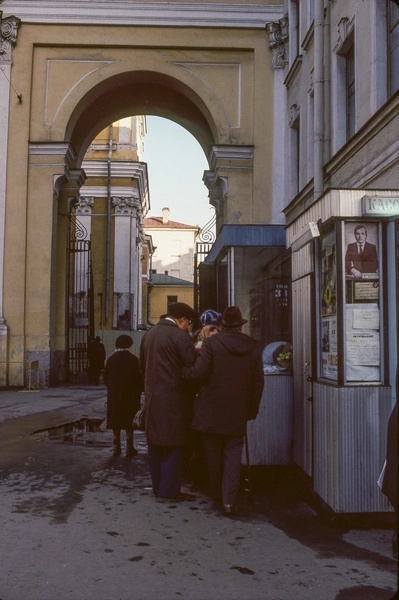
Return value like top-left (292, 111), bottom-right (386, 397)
top-left (0, 0), bottom-right (284, 386)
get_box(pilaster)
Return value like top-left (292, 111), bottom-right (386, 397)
top-left (0, 12), bottom-right (20, 385)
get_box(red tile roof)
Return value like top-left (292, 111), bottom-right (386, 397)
top-left (143, 216), bottom-right (200, 230)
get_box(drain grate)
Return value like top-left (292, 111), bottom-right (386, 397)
top-left (32, 418), bottom-right (111, 446)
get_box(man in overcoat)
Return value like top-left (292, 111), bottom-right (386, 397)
top-left (183, 306), bottom-right (264, 515)
top-left (139, 302), bottom-right (198, 499)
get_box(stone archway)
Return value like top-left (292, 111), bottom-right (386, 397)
top-left (0, 2), bottom-right (285, 385)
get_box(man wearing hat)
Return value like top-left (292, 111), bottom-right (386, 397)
top-left (139, 302), bottom-right (198, 500)
top-left (183, 306), bottom-right (264, 515)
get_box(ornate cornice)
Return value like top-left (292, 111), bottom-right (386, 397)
top-left (0, 2), bottom-right (283, 29)
top-left (208, 145), bottom-right (254, 171)
top-left (0, 11), bottom-right (20, 63)
top-left (334, 15), bottom-right (355, 54)
top-left (266, 16), bottom-right (288, 70)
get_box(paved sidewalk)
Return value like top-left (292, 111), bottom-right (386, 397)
top-left (0, 385), bottom-right (397, 600)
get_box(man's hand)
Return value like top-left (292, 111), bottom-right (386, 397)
top-left (351, 268), bottom-right (362, 279)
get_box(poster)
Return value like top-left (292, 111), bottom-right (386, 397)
top-left (321, 230), bottom-right (337, 316)
top-left (321, 316), bottom-right (338, 380)
top-left (346, 331), bottom-right (380, 366)
top-left (352, 307), bottom-right (380, 330)
top-left (344, 222), bottom-right (379, 281)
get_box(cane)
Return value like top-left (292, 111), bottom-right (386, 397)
top-left (244, 425), bottom-right (252, 501)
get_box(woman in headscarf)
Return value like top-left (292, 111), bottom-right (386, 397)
top-left (104, 334), bottom-right (143, 457)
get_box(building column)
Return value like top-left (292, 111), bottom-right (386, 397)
top-left (0, 13), bottom-right (20, 385)
top-left (112, 196), bottom-right (141, 330)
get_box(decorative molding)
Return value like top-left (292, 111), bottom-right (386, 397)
top-left (0, 12), bottom-right (20, 63)
top-left (301, 21), bottom-right (314, 53)
top-left (334, 15), bottom-right (355, 55)
top-left (29, 141), bottom-right (76, 163)
top-left (76, 196), bottom-right (94, 215)
top-left (208, 145), bottom-right (254, 171)
top-left (203, 170), bottom-right (228, 215)
top-left (82, 159), bottom-right (144, 179)
top-left (289, 103), bottom-right (300, 128)
top-left (112, 196), bottom-right (140, 216)
top-left (81, 185), bottom-right (140, 200)
top-left (283, 54), bottom-right (302, 89)
top-left (266, 16), bottom-right (289, 70)
top-left (0, 2), bottom-right (284, 29)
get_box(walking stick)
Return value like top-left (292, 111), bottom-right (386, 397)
top-left (244, 425), bottom-right (252, 501)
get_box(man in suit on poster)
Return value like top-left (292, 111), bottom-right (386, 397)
top-left (345, 224), bottom-right (378, 279)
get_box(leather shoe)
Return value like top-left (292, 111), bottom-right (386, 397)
top-left (223, 504), bottom-right (237, 515)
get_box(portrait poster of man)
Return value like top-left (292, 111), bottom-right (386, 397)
top-left (345, 223), bottom-right (379, 280)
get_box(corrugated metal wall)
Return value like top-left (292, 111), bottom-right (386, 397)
top-left (313, 383), bottom-right (394, 513)
top-left (244, 375), bottom-right (293, 465)
top-left (292, 274), bottom-right (313, 477)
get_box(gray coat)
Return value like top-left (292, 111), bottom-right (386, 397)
top-left (139, 319), bottom-right (198, 446)
top-left (183, 330), bottom-right (264, 437)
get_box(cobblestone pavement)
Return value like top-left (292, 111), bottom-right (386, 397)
top-left (0, 385), bottom-right (397, 600)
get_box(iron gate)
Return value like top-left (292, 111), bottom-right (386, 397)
top-left (193, 209), bottom-right (216, 314)
top-left (67, 208), bottom-right (94, 382)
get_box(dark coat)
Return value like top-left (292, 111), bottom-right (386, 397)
top-left (104, 350), bottom-right (143, 430)
top-left (183, 330), bottom-right (264, 437)
top-left (139, 319), bottom-right (198, 446)
top-left (345, 241), bottom-right (378, 275)
top-left (88, 339), bottom-right (106, 370)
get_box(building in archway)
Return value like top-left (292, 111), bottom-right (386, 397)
top-left (66, 117), bottom-right (151, 379)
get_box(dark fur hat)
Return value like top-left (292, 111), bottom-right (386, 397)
top-left (167, 302), bottom-right (197, 320)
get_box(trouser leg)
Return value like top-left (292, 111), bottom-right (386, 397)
top-left (125, 429), bottom-right (137, 457)
top-left (112, 429), bottom-right (121, 456)
top-left (157, 446), bottom-right (183, 498)
top-left (222, 436), bottom-right (244, 506)
top-left (148, 444), bottom-right (161, 497)
top-left (203, 433), bottom-right (224, 503)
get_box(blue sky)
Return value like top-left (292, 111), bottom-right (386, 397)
top-left (141, 116), bottom-right (215, 229)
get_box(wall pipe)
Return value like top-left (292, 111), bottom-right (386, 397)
top-left (314, 0), bottom-right (325, 200)
top-left (105, 123), bottom-right (113, 322)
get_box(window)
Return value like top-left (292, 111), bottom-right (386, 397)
top-left (307, 89), bottom-right (314, 183)
top-left (167, 295), bottom-right (178, 307)
top-left (289, 104), bottom-right (300, 196)
top-left (231, 247), bottom-right (291, 351)
top-left (388, 1), bottom-right (399, 96)
top-left (318, 221), bottom-right (383, 384)
top-left (333, 16), bottom-right (356, 151)
top-left (345, 37), bottom-right (355, 140)
top-left (289, 0), bottom-right (300, 62)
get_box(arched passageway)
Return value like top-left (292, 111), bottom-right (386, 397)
top-left (1, 8), bottom-right (280, 386)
